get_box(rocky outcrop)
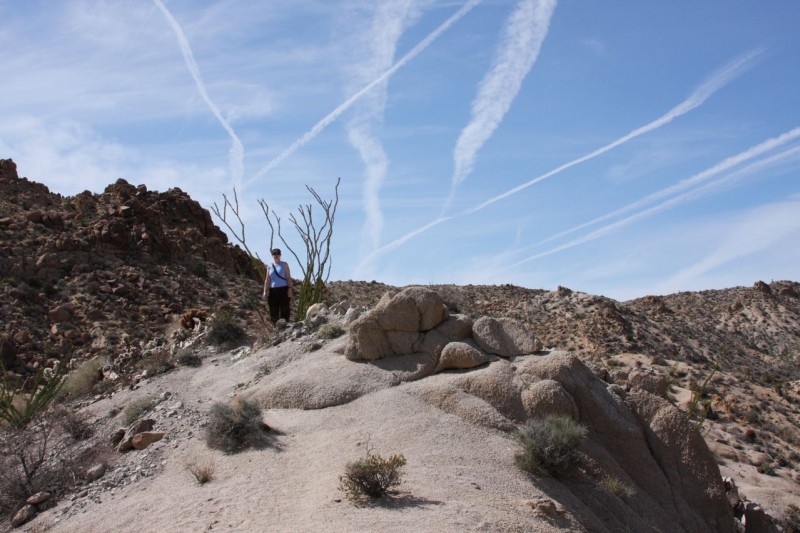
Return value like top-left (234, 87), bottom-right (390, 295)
top-left (0, 158), bottom-right (262, 381)
top-left (412, 352), bottom-right (736, 533)
top-left (345, 287), bottom-right (543, 378)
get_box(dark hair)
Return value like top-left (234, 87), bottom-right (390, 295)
top-left (271, 248), bottom-right (281, 255)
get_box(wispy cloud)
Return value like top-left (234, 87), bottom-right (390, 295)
top-left (537, 126), bottom-right (800, 246)
top-left (653, 198), bottom-right (800, 294)
top-left (443, 0), bottom-right (557, 213)
top-left (345, 1), bottom-right (422, 253)
top-left (357, 48), bottom-right (763, 272)
top-left (462, 47), bottom-right (765, 214)
top-left (245, 0), bottom-right (483, 188)
top-left (152, 0), bottom-right (244, 191)
top-left (508, 142), bottom-right (800, 268)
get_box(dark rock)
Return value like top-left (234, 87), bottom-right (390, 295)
top-left (11, 504), bottom-right (37, 527)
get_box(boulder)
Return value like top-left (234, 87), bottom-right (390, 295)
top-left (628, 370), bottom-right (669, 398)
top-left (435, 342), bottom-right (492, 372)
top-left (26, 492), bottom-right (51, 505)
top-left (371, 287), bottom-right (446, 332)
top-left (434, 314), bottom-right (473, 340)
top-left (520, 379), bottom-right (578, 419)
top-left (472, 317), bottom-right (543, 357)
top-left (116, 419), bottom-right (155, 452)
top-left (85, 463), bottom-right (107, 482)
top-left (344, 317), bottom-right (393, 361)
top-left (11, 505), bottom-right (37, 527)
top-left (132, 431), bottom-right (165, 450)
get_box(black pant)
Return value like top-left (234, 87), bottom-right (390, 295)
top-left (267, 286), bottom-right (291, 323)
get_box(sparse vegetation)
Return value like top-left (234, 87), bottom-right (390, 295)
top-left (599, 474), bottom-right (633, 497)
top-left (181, 308), bottom-right (208, 330)
top-left (138, 347), bottom-right (176, 377)
top-left (206, 311), bottom-right (246, 346)
top-left (55, 407), bottom-right (94, 441)
top-left (515, 415), bottom-right (588, 477)
top-left (121, 395), bottom-right (157, 425)
top-left (339, 448), bottom-right (407, 501)
top-left (59, 358), bottom-right (103, 399)
top-left (185, 456), bottom-right (216, 485)
top-left (206, 398), bottom-right (270, 453)
top-left (176, 351), bottom-right (202, 368)
top-left (318, 323), bottom-right (345, 339)
top-left (2, 362), bottom-right (66, 428)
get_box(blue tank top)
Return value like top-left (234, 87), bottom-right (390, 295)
top-left (268, 261), bottom-right (289, 288)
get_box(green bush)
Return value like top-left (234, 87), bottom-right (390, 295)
top-left (206, 398), bottom-right (270, 453)
top-left (515, 415), bottom-right (587, 477)
top-left (206, 311), bottom-right (246, 346)
top-left (176, 351), bottom-right (202, 368)
top-left (599, 474), bottom-right (633, 497)
top-left (121, 395), bottom-right (157, 425)
top-left (60, 358), bottom-right (103, 399)
top-left (339, 451), bottom-right (407, 501)
top-left (318, 323), bottom-right (345, 340)
top-left (1, 362), bottom-right (66, 429)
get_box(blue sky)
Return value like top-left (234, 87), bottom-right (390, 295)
top-left (2, 0), bottom-right (799, 300)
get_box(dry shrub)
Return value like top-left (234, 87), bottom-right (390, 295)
top-left (206, 311), bottom-right (246, 346)
top-left (181, 308), bottom-right (208, 330)
top-left (120, 395), bottom-right (157, 425)
top-left (185, 456), bottom-right (216, 485)
top-left (0, 420), bottom-right (80, 518)
top-left (176, 351), bottom-right (202, 367)
top-left (339, 450), bottom-right (407, 501)
top-left (54, 407), bottom-right (94, 441)
top-left (318, 323), bottom-right (345, 340)
top-left (139, 348), bottom-right (175, 376)
top-left (206, 398), bottom-right (270, 453)
top-left (516, 415), bottom-right (587, 477)
top-left (599, 474), bottom-right (633, 497)
top-left (59, 358), bottom-right (103, 399)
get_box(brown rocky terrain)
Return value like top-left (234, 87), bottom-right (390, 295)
top-left (2, 159), bottom-right (799, 531)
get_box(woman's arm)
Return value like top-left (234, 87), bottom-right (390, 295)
top-left (262, 267), bottom-right (269, 298)
top-left (284, 263), bottom-right (292, 297)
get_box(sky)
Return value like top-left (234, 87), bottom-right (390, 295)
top-left (1, 0), bottom-right (799, 300)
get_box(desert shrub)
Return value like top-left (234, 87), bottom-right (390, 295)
top-left (206, 311), bottom-right (246, 346)
top-left (784, 503), bottom-right (800, 532)
top-left (318, 323), bottom-right (345, 340)
top-left (121, 395), bottom-right (157, 425)
top-left (599, 474), bottom-right (633, 497)
top-left (59, 358), bottom-right (103, 399)
top-left (176, 351), bottom-right (202, 368)
top-left (54, 407), bottom-right (94, 441)
top-left (307, 341), bottom-right (323, 352)
top-left (0, 419), bottom-right (79, 518)
top-left (206, 398), bottom-right (270, 453)
top-left (339, 450), bottom-right (407, 501)
top-left (1, 362), bottom-right (66, 429)
top-left (138, 348), bottom-right (175, 377)
top-left (515, 415), bottom-right (588, 477)
top-left (185, 456), bottom-right (216, 485)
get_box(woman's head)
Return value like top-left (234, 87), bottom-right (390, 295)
top-left (271, 248), bottom-right (281, 261)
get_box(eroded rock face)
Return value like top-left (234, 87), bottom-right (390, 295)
top-left (345, 288), bottom-right (543, 377)
top-left (472, 316), bottom-right (543, 356)
top-left (412, 352), bottom-right (735, 533)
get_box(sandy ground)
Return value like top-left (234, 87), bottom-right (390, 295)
top-left (29, 340), bottom-right (579, 533)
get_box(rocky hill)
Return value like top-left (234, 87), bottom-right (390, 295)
top-left (0, 159), bottom-right (260, 383)
top-left (2, 160), bottom-right (799, 531)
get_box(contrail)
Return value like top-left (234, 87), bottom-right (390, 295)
top-left (508, 143), bottom-right (800, 268)
top-left (442, 0), bottom-right (557, 214)
top-left (536, 126), bottom-right (800, 246)
top-left (356, 48), bottom-right (764, 273)
top-left (153, 0), bottom-right (244, 191)
top-left (346, 0), bottom-right (421, 253)
top-left (463, 46), bottom-right (765, 215)
top-left (245, 0), bottom-right (483, 187)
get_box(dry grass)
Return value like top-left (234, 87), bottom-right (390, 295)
top-left (338, 450), bottom-right (407, 501)
top-left (599, 474), bottom-right (633, 497)
top-left (185, 455), bottom-right (216, 485)
top-left (59, 358), bottom-right (103, 399)
top-left (120, 395), bottom-right (157, 425)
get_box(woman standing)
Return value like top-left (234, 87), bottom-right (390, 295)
top-left (263, 248), bottom-right (292, 324)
